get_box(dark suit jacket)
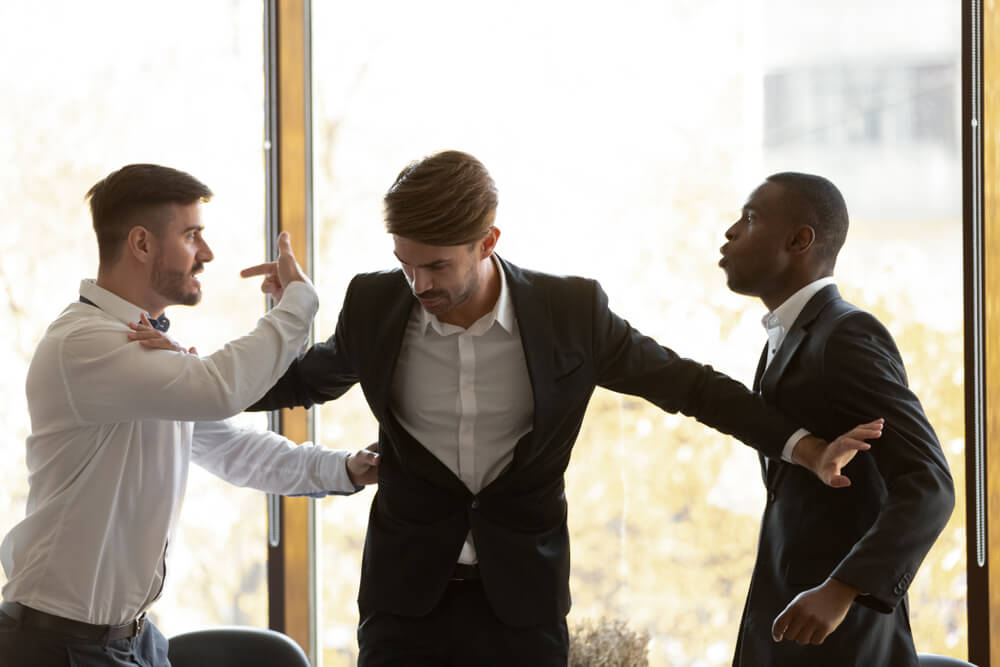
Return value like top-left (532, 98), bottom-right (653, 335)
top-left (252, 257), bottom-right (800, 626)
top-left (733, 285), bottom-right (955, 667)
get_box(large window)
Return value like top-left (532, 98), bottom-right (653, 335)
top-left (0, 0), bottom-right (271, 637)
top-left (309, 0), bottom-right (964, 664)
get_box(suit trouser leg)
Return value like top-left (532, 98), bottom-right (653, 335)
top-left (358, 580), bottom-right (568, 667)
top-left (0, 607), bottom-right (170, 667)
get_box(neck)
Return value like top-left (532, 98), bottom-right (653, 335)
top-left (439, 257), bottom-right (501, 329)
top-left (97, 265), bottom-right (166, 318)
top-left (760, 271), bottom-right (831, 312)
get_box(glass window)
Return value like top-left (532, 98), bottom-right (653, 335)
top-left (309, 0), bottom-right (963, 663)
top-left (0, 0), bottom-right (270, 637)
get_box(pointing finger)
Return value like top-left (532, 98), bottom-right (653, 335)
top-left (241, 261), bottom-right (278, 278)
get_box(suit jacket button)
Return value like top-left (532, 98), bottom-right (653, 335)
top-left (470, 498), bottom-right (480, 510)
top-left (768, 492), bottom-right (776, 503)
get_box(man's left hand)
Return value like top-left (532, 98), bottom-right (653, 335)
top-left (793, 418), bottom-right (883, 487)
top-left (772, 577), bottom-right (859, 645)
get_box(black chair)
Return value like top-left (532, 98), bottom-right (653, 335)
top-left (168, 626), bottom-right (311, 667)
top-left (917, 654), bottom-right (976, 667)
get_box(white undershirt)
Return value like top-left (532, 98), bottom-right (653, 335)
top-left (390, 258), bottom-right (533, 564)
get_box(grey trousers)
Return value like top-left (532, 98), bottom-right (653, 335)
top-left (0, 606), bottom-right (170, 667)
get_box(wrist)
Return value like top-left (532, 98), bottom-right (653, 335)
top-left (824, 576), bottom-right (861, 602)
top-left (791, 435), bottom-right (822, 472)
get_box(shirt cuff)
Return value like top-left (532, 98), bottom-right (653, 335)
top-left (275, 280), bottom-right (320, 322)
top-left (781, 428), bottom-right (811, 463)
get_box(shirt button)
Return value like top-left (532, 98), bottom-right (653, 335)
top-left (470, 498), bottom-right (480, 510)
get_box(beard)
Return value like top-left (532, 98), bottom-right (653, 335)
top-left (152, 258), bottom-right (203, 306)
top-left (415, 263), bottom-right (479, 317)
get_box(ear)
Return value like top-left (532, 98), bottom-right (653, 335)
top-left (788, 225), bottom-right (815, 254)
top-left (126, 226), bottom-right (155, 264)
top-left (479, 226), bottom-right (501, 259)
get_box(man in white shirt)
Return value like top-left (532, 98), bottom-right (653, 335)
top-left (247, 151), bottom-right (882, 666)
top-left (0, 164), bottom-right (379, 667)
top-left (719, 172), bottom-right (954, 666)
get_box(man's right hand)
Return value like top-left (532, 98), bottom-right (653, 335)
top-left (240, 231), bottom-right (311, 303)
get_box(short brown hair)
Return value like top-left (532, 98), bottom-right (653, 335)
top-left (384, 150), bottom-right (498, 245)
top-left (86, 163), bottom-right (213, 265)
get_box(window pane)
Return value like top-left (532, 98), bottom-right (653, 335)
top-left (0, 0), bottom-right (269, 636)
top-left (311, 0), bottom-right (964, 663)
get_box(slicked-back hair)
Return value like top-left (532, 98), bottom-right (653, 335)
top-left (384, 150), bottom-right (498, 246)
top-left (766, 171), bottom-right (849, 265)
top-left (86, 163), bottom-right (213, 266)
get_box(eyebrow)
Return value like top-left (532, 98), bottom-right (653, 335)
top-left (393, 251), bottom-right (449, 268)
top-left (182, 225), bottom-right (205, 234)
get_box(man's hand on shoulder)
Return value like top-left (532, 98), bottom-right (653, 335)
top-left (240, 231), bottom-right (312, 303)
top-left (347, 442), bottom-right (380, 486)
top-left (127, 315), bottom-right (197, 354)
top-left (792, 419), bottom-right (883, 487)
top-left (772, 577), bottom-right (860, 645)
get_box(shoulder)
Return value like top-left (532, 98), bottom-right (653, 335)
top-left (343, 269), bottom-right (409, 302)
top-left (812, 298), bottom-right (905, 378)
top-left (500, 258), bottom-right (600, 301)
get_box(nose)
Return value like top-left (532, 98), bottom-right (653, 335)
top-left (198, 238), bottom-right (214, 263)
top-left (724, 222), bottom-right (738, 241)
top-left (411, 267), bottom-right (432, 294)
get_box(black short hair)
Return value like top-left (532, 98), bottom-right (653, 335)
top-left (86, 164), bottom-right (213, 265)
top-left (766, 172), bottom-right (848, 265)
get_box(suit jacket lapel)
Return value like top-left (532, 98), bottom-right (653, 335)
top-left (498, 257), bottom-right (556, 472)
top-left (752, 342), bottom-right (770, 484)
top-left (759, 284), bottom-right (840, 400)
top-left (367, 274), bottom-right (417, 419)
top-left (760, 284), bottom-right (842, 489)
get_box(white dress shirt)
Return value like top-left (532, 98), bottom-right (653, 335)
top-left (390, 259), bottom-right (533, 564)
top-left (762, 277), bottom-right (836, 462)
top-left (0, 279), bottom-right (357, 625)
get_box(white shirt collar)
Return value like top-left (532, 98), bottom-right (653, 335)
top-left (419, 255), bottom-right (515, 337)
top-left (761, 276), bottom-right (837, 334)
top-left (79, 279), bottom-right (153, 326)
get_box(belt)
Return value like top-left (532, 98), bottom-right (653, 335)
top-left (0, 601), bottom-right (146, 642)
top-left (451, 563), bottom-right (481, 581)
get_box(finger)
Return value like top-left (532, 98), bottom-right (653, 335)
top-left (139, 313), bottom-right (152, 327)
top-left (188, 347), bottom-right (198, 355)
top-left (127, 321), bottom-right (153, 331)
top-left (848, 427), bottom-right (882, 441)
top-left (128, 329), bottom-right (167, 340)
top-left (240, 261), bottom-right (278, 278)
top-left (356, 450), bottom-right (381, 465)
top-left (828, 474), bottom-right (852, 488)
top-left (772, 610), bottom-right (790, 642)
top-left (809, 624), bottom-right (830, 645)
top-left (138, 338), bottom-right (179, 351)
top-left (783, 610), bottom-right (809, 643)
top-left (276, 231), bottom-right (293, 257)
top-left (365, 441), bottom-right (379, 453)
top-left (833, 437), bottom-right (872, 452)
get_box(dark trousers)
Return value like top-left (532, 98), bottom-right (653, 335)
top-left (0, 605), bottom-right (170, 667)
top-left (358, 579), bottom-right (569, 667)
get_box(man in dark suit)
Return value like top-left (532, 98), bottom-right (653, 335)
top-left (719, 172), bottom-right (955, 665)
top-left (250, 152), bottom-right (880, 666)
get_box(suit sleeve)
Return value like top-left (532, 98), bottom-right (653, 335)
top-left (824, 312), bottom-right (955, 612)
top-left (248, 277), bottom-right (362, 411)
top-left (589, 280), bottom-right (797, 459)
